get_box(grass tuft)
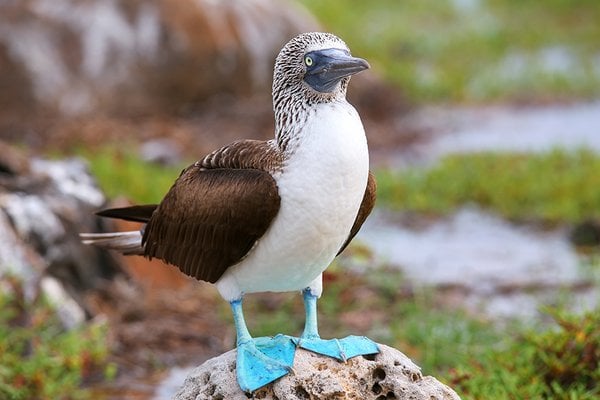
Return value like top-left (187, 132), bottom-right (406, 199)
top-left (78, 146), bottom-right (186, 205)
top-left (376, 148), bottom-right (600, 223)
top-left (450, 307), bottom-right (600, 399)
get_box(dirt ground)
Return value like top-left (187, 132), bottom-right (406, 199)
top-left (84, 271), bottom-right (231, 399)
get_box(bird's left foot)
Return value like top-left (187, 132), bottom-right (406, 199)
top-left (294, 334), bottom-right (379, 362)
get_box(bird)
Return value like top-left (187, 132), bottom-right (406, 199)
top-left (81, 32), bottom-right (378, 392)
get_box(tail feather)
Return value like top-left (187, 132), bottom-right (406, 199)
top-left (96, 204), bottom-right (157, 223)
top-left (80, 231), bottom-right (144, 255)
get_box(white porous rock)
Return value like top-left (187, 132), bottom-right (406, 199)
top-left (173, 344), bottom-right (461, 400)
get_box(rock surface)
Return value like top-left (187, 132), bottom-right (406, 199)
top-left (0, 141), bottom-right (123, 327)
top-left (0, 0), bottom-right (318, 117)
top-left (174, 344), bottom-right (460, 400)
top-left (0, 0), bottom-right (413, 159)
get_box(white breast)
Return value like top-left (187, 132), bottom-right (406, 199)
top-left (215, 101), bottom-right (369, 301)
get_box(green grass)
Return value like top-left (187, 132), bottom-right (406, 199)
top-left (376, 148), bottom-right (600, 223)
top-left (450, 307), bottom-right (600, 399)
top-left (297, 0), bottom-right (600, 102)
top-left (0, 277), bottom-right (110, 400)
top-left (79, 146), bottom-right (187, 205)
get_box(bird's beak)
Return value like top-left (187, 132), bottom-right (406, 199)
top-left (304, 48), bottom-right (370, 93)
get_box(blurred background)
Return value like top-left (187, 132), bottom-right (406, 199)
top-left (1, 0), bottom-right (599, 398)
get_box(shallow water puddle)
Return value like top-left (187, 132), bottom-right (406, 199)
top-left (425, 101), bottom-right (600, 159)
top-left (357, 208), bottom-right (598, 320)
top-left (370, 101), bottom-right (600, 317)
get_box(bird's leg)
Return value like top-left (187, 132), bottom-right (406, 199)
top-left (230, 299), bottom-right (295, 392)
top-left (296, 288), bottom-right (380, 362)
top-left (301, 287), bottom-right (319, 339)
top-left (296, 288), bottom-right (345, 360)
top-left (231, 298), bottom-right (253, 345)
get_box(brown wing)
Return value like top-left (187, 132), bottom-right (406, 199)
top-left (337, 171), bottom-right (376, 255)
top-left (142, 164), bottom-right (280, 283)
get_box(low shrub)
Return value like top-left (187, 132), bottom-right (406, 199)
top-left (0, 277), bottom-right (110, 400)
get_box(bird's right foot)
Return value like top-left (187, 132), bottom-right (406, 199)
top-left (235, 334), bottom-right (296, 393)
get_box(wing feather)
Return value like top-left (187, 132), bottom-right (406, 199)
top-left (96, 204), bottom-right (157, 223)
top-left (142, 165), bottom-right (280, 283)
top-left (337, 171), bottom-right (376, 255)
top-left (90, 140), bottom-right (282, 283)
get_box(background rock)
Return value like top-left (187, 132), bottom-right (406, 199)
top-left (174, 344), bottom-right (460, 400)
top-left (0, 0), bottom-right (414, 159)
top-left (0, 0), bottom-right (318, 118)
top-left (0, 141), bottom-right (123, 326)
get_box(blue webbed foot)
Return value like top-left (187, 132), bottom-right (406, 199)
top-left (236, 334), bottom-right (296, 392)
top-left (298, 288), bottom-right (379, 362)
top-left (230, 300), bottom-right (296, 392)
top-left (337, 335), bottom-right (379, 360)
top-left (296, 334), bottom-right (379, 361)
top-left (253, 334), bottom-right (296, 369)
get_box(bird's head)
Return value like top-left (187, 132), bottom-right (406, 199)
top-left (273, 32), bottom-right (370, 104)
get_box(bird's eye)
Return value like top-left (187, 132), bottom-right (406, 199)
top-left (304, 56), bottom-right (313, 66)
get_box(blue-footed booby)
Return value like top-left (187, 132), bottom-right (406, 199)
top-left (81, 32), bottom-right (378, 392)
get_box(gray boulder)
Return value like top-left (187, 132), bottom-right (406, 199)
top-left (0, 141), bottom-right (122, 327)
top-left (0, 0), bottom-right (318, 117)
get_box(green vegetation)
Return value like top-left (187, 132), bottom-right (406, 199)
top-left (376, 148), bottom-right (600, 223)
top-left (450, 308), bottom-right (600, 399)
top-left (297, 0), bottom-right (600, 102)
top-left (80, 147), bottom-right (186, 204)
top-left (0, 277), bottom-right (110, 400)
top-left (242, 268), bottom-right (600, 399)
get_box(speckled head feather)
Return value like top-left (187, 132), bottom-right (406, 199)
top-left (272, 32), bottom-right (363, 151)
top-left (273, 32), bottom-right (350, 104)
